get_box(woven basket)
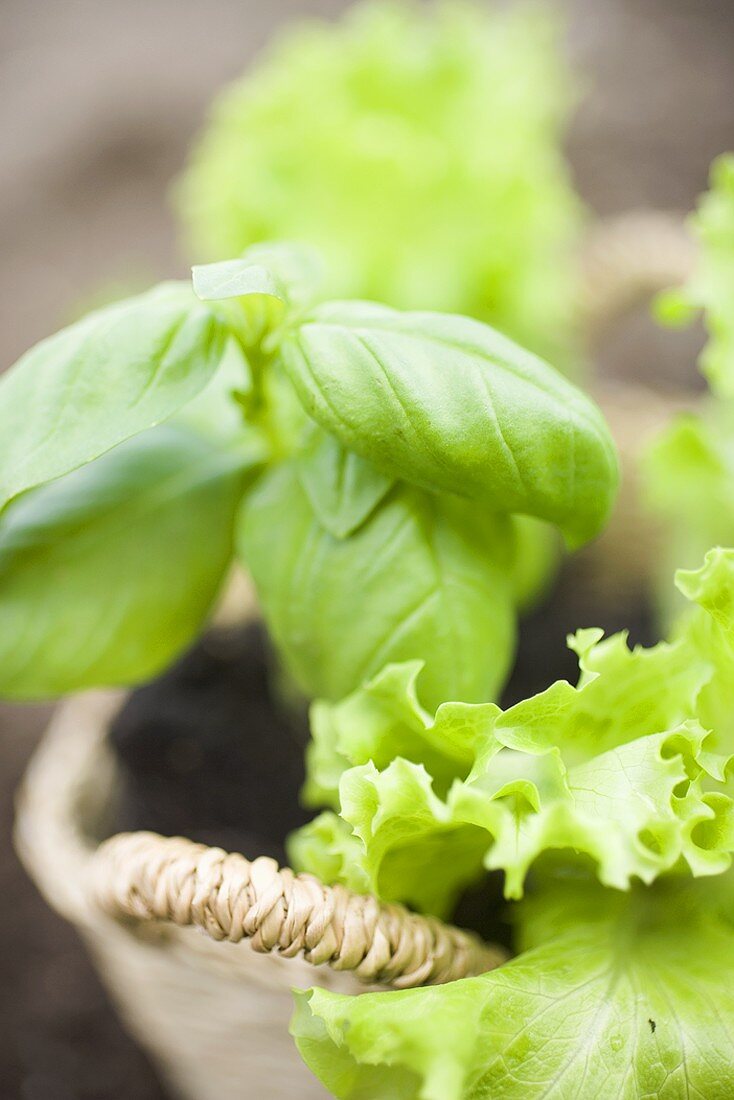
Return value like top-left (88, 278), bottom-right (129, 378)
top-left (13, 212), bottom-right (695, 1099)
top-left (14, 692), bottom-right (505, 1100)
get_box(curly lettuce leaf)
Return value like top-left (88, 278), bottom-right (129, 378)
top-left (177, 1), bottom-right (583, 372)
top-left (301, 661), bottom-right (497, 808)
top-left (305, 717), bottom-right (731, 913)
top-left (644, 405), bottom-right (734, 626)
top-left (286, 811), bottom-right (371, 897)
top-left (682, 154), bottom-right (734, 397)
top-left (645, 156), bottom-right (734, 584)
top-left (675, 547), bottom-right (734, 752)
top-left (293, 879), bottom-right (734, 1100)
top-left (292, 550), bottom-right (734, 910)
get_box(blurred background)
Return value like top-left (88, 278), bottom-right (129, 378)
top-left (1, 0), bottom-right (733, 1096)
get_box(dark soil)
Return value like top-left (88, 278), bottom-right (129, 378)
top-left (110, 624), bottom-right (311, 864)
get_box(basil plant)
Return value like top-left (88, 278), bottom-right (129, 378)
top-left (0, 243), bottom-right (616, 710)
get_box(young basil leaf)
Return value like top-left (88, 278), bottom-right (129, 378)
top-left (237, 461), bottom-right (516, 711)
top-left (296, 426), bottom-right (394, 538)
top-left (0, 283), bottom-right (227, 513)
top-left (280, 302), bottom-right (618, 546)
top-left (195, 242), bottom-right (322, 305)
top-left (192, 259), bottom-right (287, 303)
top-left (193, 243), bottom-right (324, 352)
top-left (0, 424), bottom-right (249, 699)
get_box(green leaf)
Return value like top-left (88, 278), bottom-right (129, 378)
top-left (192, 256), bottom-right (287, 352)
top-left (314, 715), bottom-right (730, 912)
top-left (677, 547), bottom-right (734, 645)
top-left (507, 514), bottom-right (560, 611)
top-left (338, 759), bottom-right (492, 917)
top-left (675, 547), bottom-right (734, 753)
top-left (301, 661), bottom-right (497, 809)
top-left (0, 423), bottom-right (249, 698)
top-left (0, 282), bottom-right (227, 513)
top-left (280, 303), bottom-right (618, 546)
top-left (193, 242), bottom-right (322, 304)
top-left (643, 408), bottom-right (734, 626)
top-left (296, 426), bottom-right (394, 538)
top-left (192, 259), bottom-right (287, 303)
top-left (293, 880), bottom-right (734, 1100)
top-left (286, 811), bottom-right (371, 897)
top-left (174, 336), bottom-right (260, 444)
top-left (690, 155), bottom-right (734, 396)
top-left (177, 3), bottom-right (584, 374)
top-left (292, 596), bottom-right (734, 911)
top-left (192, 243), bottom-right (325, 354)
top-left (237, 461), bottom-right (517, 711)
top-left (644, 158), bottom-right (734, 593)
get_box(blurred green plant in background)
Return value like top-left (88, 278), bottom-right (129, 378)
top-left (645, 155), bottom-right (734, 618)
top-left (176, 1), bottom-right (584, 373)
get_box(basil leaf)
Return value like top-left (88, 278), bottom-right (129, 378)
top-left (193, 244), bottom-right (324, 351)
top-left (237, 461), bottom-right (516, 710)
top-left (296, 427), bottom-right (394, 538)
top-left (0, 424), bottom-right (248, 698)
top-left (193, 242), bottom-right (322, 308)
top-left (0, 282), bottom-right (227, 512)
top-left (280, 302), bottom-right (618, 546)
top-left (192, 260), bottom-right (287, 303)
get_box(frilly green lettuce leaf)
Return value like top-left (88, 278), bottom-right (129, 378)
top-left (304, 717), bottom-right (731, 912)
top-left (682, 154), bottom-right (734, 397)
top-left (286, 811), bottom-right (371, 897)
top-left (280, 303), bottom-right (618, 547)
top-left (675, 547), bottom-right (734, 752)
top-left (644, 407), bottom-right (734, 622)
top-left (292, 879), bottom-right (734, 1100)
top-left (645, 156), bottom-right (734, 590)
top-left (677, 545), bottom-right (734, 645)
top-left (177, 1), bottom-right (583, 373)
top-left (301, 661), bottom-right (497, 808)
top-left (292, 551), bottom-right (734, 909)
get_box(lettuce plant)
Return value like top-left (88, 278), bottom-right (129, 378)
top-left (176, 1), bottom-right (583, 372)
top-left (290, 548), bottom-right (734, 1097)
top-left (646, 155), bottom-right (734, 596)
top-left (0, 244), bottom-right (615, 708)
